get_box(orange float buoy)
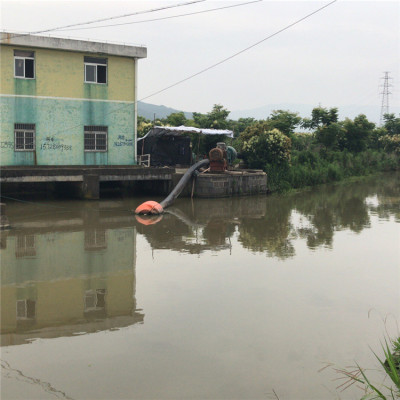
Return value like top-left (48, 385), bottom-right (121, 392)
top-left (135, 214), bottom-right (163, 225)
top-left (135, 200), bottom-right (164, 215)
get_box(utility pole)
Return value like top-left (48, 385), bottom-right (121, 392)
top-left (379, 71), bottom-right (392, 126)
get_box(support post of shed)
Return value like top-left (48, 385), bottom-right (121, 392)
top-left (134, 57), bottom-right (138, 165)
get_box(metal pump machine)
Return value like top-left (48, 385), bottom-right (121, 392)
top-left (208, 142), bottom-right (237, 172)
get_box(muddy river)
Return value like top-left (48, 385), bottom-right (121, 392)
top-left (1, 173), bottom-right (399, 399)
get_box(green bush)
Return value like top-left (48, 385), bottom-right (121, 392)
top-left (379, 134), bottom-right (400, 154)
top-left (264, 149), bottom-right (400, 193)
top-left (240, 126), bottom-right (291, 169)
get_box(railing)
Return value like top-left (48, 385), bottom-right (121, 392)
top-left (137, 154), bottom-right (150, 167)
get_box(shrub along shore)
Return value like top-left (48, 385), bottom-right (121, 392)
top-left (138, 104), bottom-right (400, 192)
top-left (265, 145), bottom-right (399, 193)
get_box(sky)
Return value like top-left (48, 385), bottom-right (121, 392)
top-left (1, 0), bottom-right (399, 120)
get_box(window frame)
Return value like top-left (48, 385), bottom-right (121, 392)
top-left (84, 126), bottom-right (108, 152)
top-left (84, 289), bottom-right (107, 312)
top-left (14, 50), bottom-right (35, 79)
top-left (84, 57), bottom-right (107, 84)
top-left (14, 123), bottom-right (35, 152)
top-left (16, 299), bottom-right (36, 320)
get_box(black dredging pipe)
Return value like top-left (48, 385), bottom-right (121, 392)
top-left (160, 159), bottom-right (209, 209)
top-left (135, 159), bottom-right (209, 215)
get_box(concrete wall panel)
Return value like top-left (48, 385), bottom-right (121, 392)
top-left (1, 46), bottom-right (135, 102)
top-left (1, 96), bottom-right (136, 166)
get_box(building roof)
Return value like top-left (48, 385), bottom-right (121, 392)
top-left (0, 31), bottom-right (147, 59)
top-left (138, 126), bottom-right (234, 141)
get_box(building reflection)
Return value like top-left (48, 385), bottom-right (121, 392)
top-left (1, 173), bottom-right (398, 345)
top-left (0, 204), bottom-right (143, 346)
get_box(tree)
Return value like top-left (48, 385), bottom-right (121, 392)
top-left (137, 116), bottom-right (153, 137)
top-left (382, 113), bottom-right (400, 136)
top-left (315, 122), bottom-right (344, 150)
top-left (302, 106), bottom-right (339, 129)
top-left (229, 117), bottom-right (256, 137)
top-left (207, 104), bottom-right (230, 129)
top-left (378, 115), bottom-right (400, 154)
top-left (166, 112), bottom-right (187, 127)
top-left (341, 114), bottom-right (375, 152)
top-left (239, 119), bottom-right (274, 143)
top-left (302, 106), bottom-right (340, 149)
top-left (193, 104), bottom-right (230, 129)
top-left (192, 112), bottom-right (208, 128)
top-left (240, 123), bottom-right (291, 169)
top-left (269, 110), bottom-right (302, 137)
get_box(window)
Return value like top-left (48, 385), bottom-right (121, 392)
top-left (14, 50), bottom-right (35, 79)
top-left (15, 234), bottom-right (36, 257)
top-left (84, 289), bottom-right (106, 312)
top-left (85, 229), bottom-right (107, 251)
top-left (84, 56), bottom-right (107, 84)
top-left (84, 126), bottom-right (108, 152)
top-left (16, 299), bottom-right (36, 319)
top-left (14, 124), bottom-right (35, 151)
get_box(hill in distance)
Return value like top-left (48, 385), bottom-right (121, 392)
top-left (138, 101), bottom-right (192, 120)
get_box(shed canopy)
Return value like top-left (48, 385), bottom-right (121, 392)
top-left (137, 126), bottom-right (233, 141)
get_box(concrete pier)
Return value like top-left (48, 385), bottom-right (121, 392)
top-left (0, 203), bottom-right (10, 229)
top-left (82, 174), bottom-right (100, 200)
top-left (0, 166), bottom-right (174, 199)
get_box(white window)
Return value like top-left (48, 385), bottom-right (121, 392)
top-left (84, 126), bottom-right (108, 152)
top-left (84, 56), bottom-right (107, 84)
top-left (84, 289), bottom-right (106, 312)
top-left (16, 299), bottom-right (36, 319)
top-left (14, 50), bottom-right (35, 79)
top-left (85, 229), bottom-right (107, 251)
top-left (14, 123), bottom-right (35, 151)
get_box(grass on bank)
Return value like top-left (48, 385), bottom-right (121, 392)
top-left (263, 149), bottom-right (400, 193)
top-left (322, 337), bottom-right (400, 399)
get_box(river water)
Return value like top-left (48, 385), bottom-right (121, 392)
top-left (1, 173), bottom-right (399, 400)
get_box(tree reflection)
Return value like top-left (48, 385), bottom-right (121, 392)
top-left (293, 184), bottom-right (371, 249)
top-left (237, 195), bottom-right (295, 259)
top-left (369, 174), bottom-right (400, 221)
top-left (135, 173), bottom-right (399, 258)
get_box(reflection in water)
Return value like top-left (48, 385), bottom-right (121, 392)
top-left (0, 172), bottom-right (398, 399)
top-left (1, 206), bottom-right (144, 346)
top-left (1, 173), bottom-right (398, 347)
top-left (136, 173), bottom-right (399, 259)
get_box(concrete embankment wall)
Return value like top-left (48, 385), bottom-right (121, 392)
top-left (0, 167), bottom-right (267, 200)
top-left (171, 170), bottom-right (267, 198)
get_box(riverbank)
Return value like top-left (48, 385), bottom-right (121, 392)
top-left (264, 149), bottom-right (400, 193)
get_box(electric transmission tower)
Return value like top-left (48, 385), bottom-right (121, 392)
top-left (379, 71), bottom-right (392, 126)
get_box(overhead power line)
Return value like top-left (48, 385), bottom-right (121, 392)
top-left (0, 0), bottom-right (206, 42)
top-left (0, 0), bottom-right (338, 148)
top-left (56, 0), bottom-right (263, 32)
top-left (139, 0), bottom-right (338, 102)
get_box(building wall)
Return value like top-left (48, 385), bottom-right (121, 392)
top-left (0, 45), bottom-right (137, 166)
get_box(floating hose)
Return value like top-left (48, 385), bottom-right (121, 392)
top-left (135, 159), bottom-right (209, 215)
